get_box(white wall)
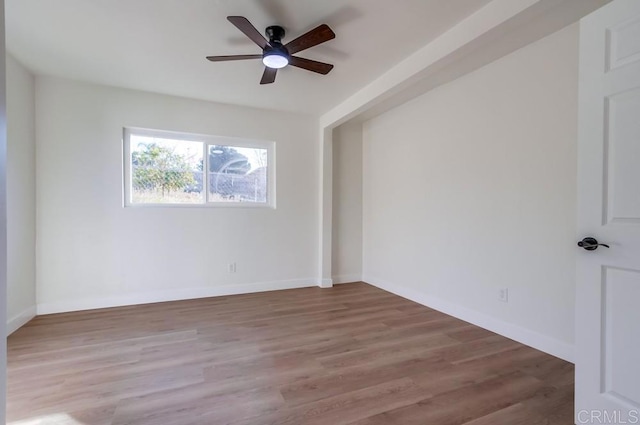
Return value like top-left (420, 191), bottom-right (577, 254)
top-left (332, 123), bottom-right (362, 283)
top-left (363, 24), bottom-right (578, 361)
top-left (0, 0), bottom-right (7, 418)
top-left (35, 76), bottom-right (319, 313)
top-left (6, 54), bottom-right (36, 333)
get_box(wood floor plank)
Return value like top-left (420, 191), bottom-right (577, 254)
top-left (232, 378), bottom-right (428, 425)
top-left (113, 383), bottom-right (285, 425)
top-left (279, 356), bottom-right (446, 408)
top-left (6, 282), bottom-right (574, 424)
top-left (351, 371), bottom-right (544, 425)
top-left (461, 402), bottom-right (548, 425)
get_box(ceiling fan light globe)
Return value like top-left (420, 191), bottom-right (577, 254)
top-left (262, 53), bottom-right (289, 69)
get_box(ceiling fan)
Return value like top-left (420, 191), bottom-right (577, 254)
top-left (206, 16), bottom-right (336, 85)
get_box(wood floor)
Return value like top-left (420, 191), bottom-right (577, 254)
top-left (7, 283), bottom-right (574, 425)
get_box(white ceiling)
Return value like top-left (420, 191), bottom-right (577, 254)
top-left (6, 0), bottom-right (492, 115)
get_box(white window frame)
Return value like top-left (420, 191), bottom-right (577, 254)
top-left (123, 127), bottom-right (276, 208)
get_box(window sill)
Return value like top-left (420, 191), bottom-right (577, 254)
top-left (123, 202), bottom-right (276, 209)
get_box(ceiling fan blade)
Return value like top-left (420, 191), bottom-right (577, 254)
top-left (289, 56), bottom-right (334, 75)
top-left (260, 67), bottom-right (277, 85)
top-left (227, 16), bottom-right (270, 50)
top-left (285, 24), bottom-right (335, 55)
top-left (206, 54), bottom-right (262, 62)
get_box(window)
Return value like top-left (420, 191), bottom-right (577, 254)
top-left (123, 128), bottom-right (275, 207)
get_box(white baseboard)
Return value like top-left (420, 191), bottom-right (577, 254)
top-left (363, 275), bottom-right (575, 363)
top-left (332, 274), bottom-right (362, 284)
top-left (7, 305), bottom-right (37, 335)
top-left (318, 278), bottom-right (334, 288)
top-left (37, 279), bottom-right (318, 315)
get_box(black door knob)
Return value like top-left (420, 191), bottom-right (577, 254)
top-left (578, 237), bottom-right (610, 251)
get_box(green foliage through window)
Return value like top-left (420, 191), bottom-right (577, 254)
top-left (131, 142), bottom-right (196, 196)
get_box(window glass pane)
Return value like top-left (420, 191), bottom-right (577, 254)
top-left (130, 135), bottom-right (204, 204)
top-left (208, 145), bottom-right (268, 203)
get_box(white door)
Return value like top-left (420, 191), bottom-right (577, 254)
top-left (576, 0), bottom-right (640, 423)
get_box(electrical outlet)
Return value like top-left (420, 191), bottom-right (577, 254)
top-left (228, 263), bottom-right (236, 273)
top-left (499, 288), bottom-right (509, 303)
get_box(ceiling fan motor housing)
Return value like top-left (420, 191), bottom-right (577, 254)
top-left (264, 26), bottom-right (289, 59)
top-left (265, 25), bottom-right (286, 43)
